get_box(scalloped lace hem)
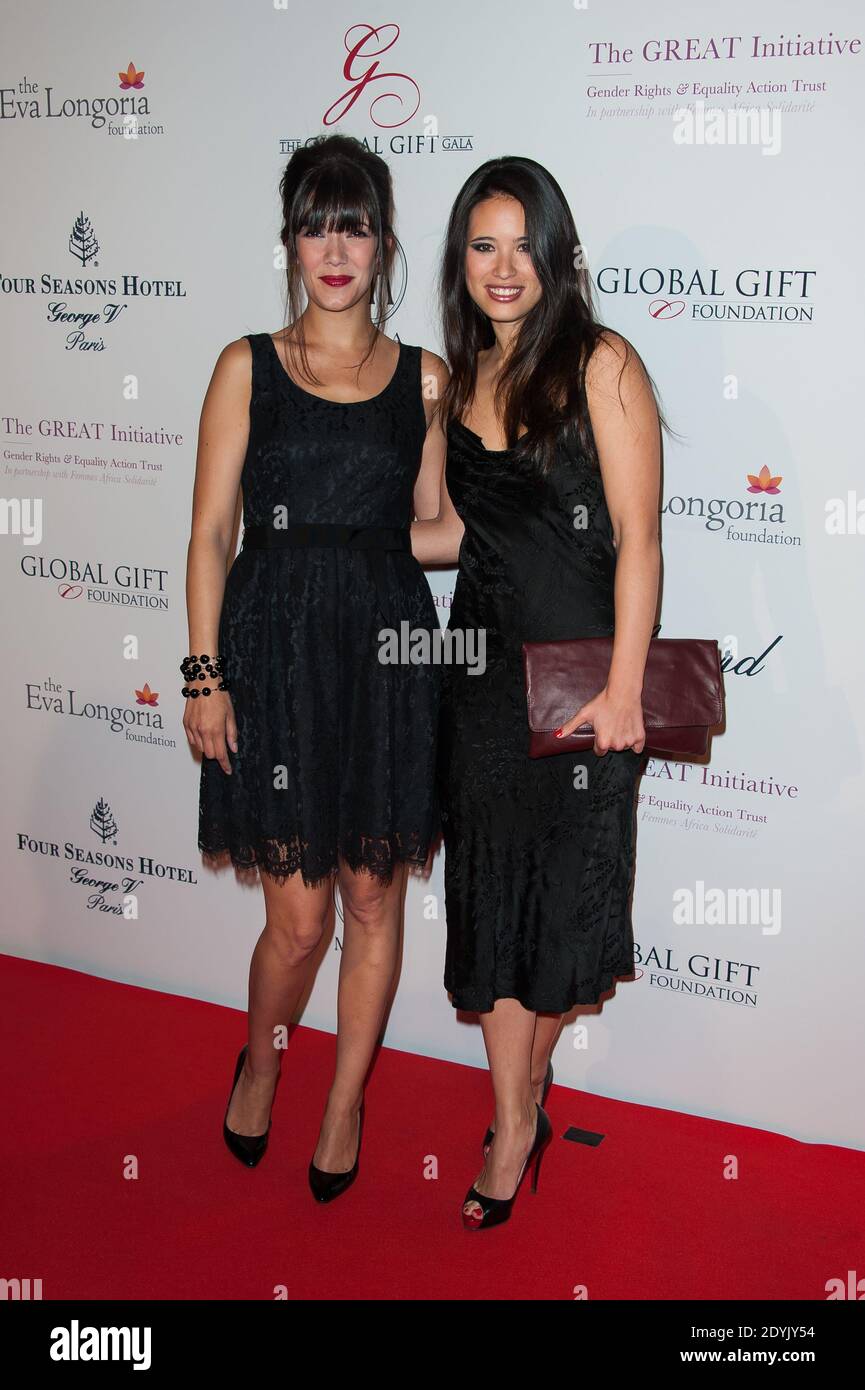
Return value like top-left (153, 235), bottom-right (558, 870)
top-left (198, 829), bottom-right (433, 889)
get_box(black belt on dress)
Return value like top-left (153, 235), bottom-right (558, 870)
top-left (242, 522), bottom-right (410, 553)
top-left (241, 522), bottom-right (411, 629)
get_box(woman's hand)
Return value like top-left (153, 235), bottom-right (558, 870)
top-left (554, 686), bottom-right (645, 756)
top-left (184, 690), bottom-right (238, 774)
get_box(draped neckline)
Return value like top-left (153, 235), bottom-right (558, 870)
top-left (449, 416), bottom-right (517, 456)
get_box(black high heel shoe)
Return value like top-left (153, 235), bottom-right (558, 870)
top-left (463, 1102), bottom-right (552, 1231)
top-left (222, 1043), bottom-right (272, 1168)
top-left (308, 1101), bottom-right (364, 1204)
top-left (482, 1059), bottom-right (553, 1154)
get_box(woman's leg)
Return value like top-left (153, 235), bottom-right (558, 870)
top-left (484, 1011), bottom-right (563, 1144)
top-left (532, 1012), bottom-right (564, 1081)
top-left (464, 997), bottom-right (539, 1216)
top-left (225, 867), bottom-right (334, 1136)
top-left (311, 858), bottom-right (408, 1172)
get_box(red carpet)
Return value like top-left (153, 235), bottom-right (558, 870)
top-left (2, 953), bottom-right (863, 1301)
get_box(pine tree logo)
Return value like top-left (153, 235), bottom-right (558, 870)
top-left (89, 798), bottom-right (118, 844)
top-left (68, 211), bottom-right (99, 267)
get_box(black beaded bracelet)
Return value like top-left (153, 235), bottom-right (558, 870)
top-left (182, 682), bottom-right (229, 698)
top-left (180, 652), bottom-right (224, 676)
top-left (180, 653), bottom-right (229, 695)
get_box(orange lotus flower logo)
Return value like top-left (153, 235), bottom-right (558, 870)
top-left (135, 683), bottom-right (158, 706)
top-left (119, 63), bottom-right (144, 90)
top-left (746, 465), bottom-right (782, 495)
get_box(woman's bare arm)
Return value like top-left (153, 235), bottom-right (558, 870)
top-left (183, 337), bottom-right (251, 771)
top-left (557, 331), bottom-right (661, 753)
top-left (591, 331), bottom-right (661, 701)
top-left (410, 348), bottom-right (464, 565)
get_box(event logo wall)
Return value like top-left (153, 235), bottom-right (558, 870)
top-left (632, 942), bottom-right (762, 1007)
top-left (2, 10), bottom-right (856, 1145)
top-left (599, 262), bottom-right (810, 545)
top-left (17, 799), bottom-right (198, 917)
top-left (281, 22), bottom-right (474, 157)
top-left (20, 554), bottom-right (170, 610)
top-left (26, 677), bottom-right (175, 750)
top-left (597, 264), bottom-right (817, 324)
top-left (0, 208), bottom-right (188, 349)
top-left (0, 65), bottom-right (152, 130)
top-left (662, 467), bottom-right (800, 546)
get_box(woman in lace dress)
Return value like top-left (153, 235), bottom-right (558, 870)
top-left (185, 135), bottom-right (446, 1201)
top-left (412, 157), bottom-right (663, 1228)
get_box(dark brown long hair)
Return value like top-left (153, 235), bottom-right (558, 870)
top-left (439, 155), bottom-right (673, 472)
top-left (277, 134), bottom-right (401, 386)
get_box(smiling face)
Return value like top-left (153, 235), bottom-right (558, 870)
top-left (464, 195), bottom-right (542, 327)
top-left (294, 217), bottom-right (382, 311)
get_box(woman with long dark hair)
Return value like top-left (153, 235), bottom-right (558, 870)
top-left (412, 156), bottom-right (663, 1229)
top-left (186, 134), bottom-right (446, 1201)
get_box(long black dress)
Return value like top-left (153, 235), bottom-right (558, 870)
top-left (438, 416), bottom-right (645, 1014)
top-left (197, 332), bottom-right (440, 887)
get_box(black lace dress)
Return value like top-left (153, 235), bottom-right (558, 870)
top-left (197, 332), bottom-right (440, 887)
top-left (438, 417), bottom-right (645, 1014)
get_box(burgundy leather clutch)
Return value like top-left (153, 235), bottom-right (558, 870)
top-left (522, 636), bottom-right (724, 759)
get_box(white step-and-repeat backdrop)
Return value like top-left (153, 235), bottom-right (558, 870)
top-left (2, 1), bottom-right (862, 1148)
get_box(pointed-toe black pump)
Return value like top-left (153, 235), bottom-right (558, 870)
top-left (463, 1103), bottom-right (552, 1231)
top-left (482, 1059), bottom-right (553, 1154)
top-left (308, 1102), bottom-right (364, 1204)
top-left (222, 1043), bottom-right (272, 1168)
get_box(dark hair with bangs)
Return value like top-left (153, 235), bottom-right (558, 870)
top-left (278, 134), bottom-right (399, 385)
top-left (439, 155), bottom-right (673, 473)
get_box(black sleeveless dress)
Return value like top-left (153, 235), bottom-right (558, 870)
top-left (197, 332), bottom-right (440, 887)
top-left (438, 416), bottom-right (645, 1014)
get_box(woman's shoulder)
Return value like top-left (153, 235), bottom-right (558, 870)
top-left (208, 333), bottom-right (263, 376)
top-left (206, 334), bottom-right (256, 388)
top-left (418, 345), bottom-right (449, 389)
top-left (580, 329), bottom-right (659, 448)
top-left (582, 328), bottom-right (646, 393)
